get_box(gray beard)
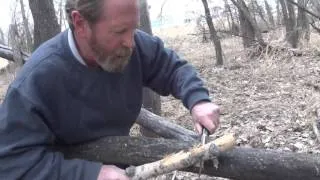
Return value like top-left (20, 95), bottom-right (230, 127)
top-left (96, 55), bottom-right (131, 73)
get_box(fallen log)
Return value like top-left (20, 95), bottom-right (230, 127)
top-left (58, 136), bottom-right (320, 180)
top-left (136, 108), bottom-right (198, 142)
top-left (0, 44), bottom-right (29, 63)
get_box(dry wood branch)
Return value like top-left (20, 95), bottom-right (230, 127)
top-left (136, 108), bottom-right (198, 142)
top-left (58, 136), bottom-right (320, 180)
top-left (125, 134), bottom-right (236, 179)
top-left (0, 44), bottom-right (29, 63)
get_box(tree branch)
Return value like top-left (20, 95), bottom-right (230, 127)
top-left (286, 0), bottom-right (320, 20)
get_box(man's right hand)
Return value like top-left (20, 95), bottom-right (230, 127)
top-left (97, 165), bottom-right (130, 180)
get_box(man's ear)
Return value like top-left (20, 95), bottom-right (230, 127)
top-left (71, 11), bottom-right (89, 38)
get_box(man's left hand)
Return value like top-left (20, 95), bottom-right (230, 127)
top-left (191, 101), bottom-right (220, 134)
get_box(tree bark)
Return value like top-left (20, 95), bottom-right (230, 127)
top-left (8, 24), bottom-right (24, 67)
top-left (138, 0), bottom-right (162, 138)
top-left (0, 28), bottom-right (4, 45)
top-left (287, 0), bottom-right (298, 48)
top-left (224, 0), bottom-right (239, 35)
top-left (58, 136), bottom-right (320, 180)
top-left (279, 0), bottom-right (298, 48)
top-left (20, 0), bottom-right (33, 52)
top-left (252, 0), bottom-right (269, 29)
top-left (137, 108), bottom-right (198, 142)
top-left (201, 0), bottom-right (224, 66)
top-left (0, 44), bottom-right (29, 63)
top-left (230, 0), bottom-right (265, 48)
top-left (276, 0), bottom-right (282, 26)
top-left (28, 0), bottom-right (60, 50)
top-left (297, 0), bottom-right (310, 41)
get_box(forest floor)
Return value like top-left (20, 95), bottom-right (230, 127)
top-left (137, 26), bottom-right (320, 179)
top-left (1, 26), bottom-right (320, 179)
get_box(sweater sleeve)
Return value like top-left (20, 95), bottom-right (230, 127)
top-left (136, 30), bottom-right (211, 110)
top-left (0, 86), bottom-right (102, 180)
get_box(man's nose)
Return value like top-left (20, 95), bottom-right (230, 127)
top-left (122, 32), bottom-right (134, 49)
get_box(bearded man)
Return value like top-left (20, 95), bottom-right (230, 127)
top-left (0, 0), bottom-right (220, 179)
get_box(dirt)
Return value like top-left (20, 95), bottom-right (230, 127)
top-left (1, 27), bottom-right (320, 179)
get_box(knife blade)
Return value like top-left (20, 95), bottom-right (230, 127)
top-left (198, 127), bottom-right (209, 177)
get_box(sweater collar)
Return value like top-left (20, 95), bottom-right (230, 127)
top-left (67, 29), bottom-right (87, 66)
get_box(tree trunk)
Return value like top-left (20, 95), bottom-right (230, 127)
top-left (279, 0), bottom-right (298, 48)
top-left (28, 0), bottom-right (60, 50)
top-left (287, 0), bottom-right (298, 48)
top-left (276, 0), bottom-right (282, 26)
top-left (279, 0), bottom-right (290, 29)
top-left (0, 28), bottom-right (4, 45)
top-left (20, 0), bottom-right (33, 52)
top-left (138, 0), bottom-right (162, 138)
top-left (230, 0), bottom-right (265, 48)
top-left (311, 0), bottom-right (320, 15)
top-left (58, 136), bottom-right (320, 180)
top-left (253, 0), bottom-right (269, 29)
top-left (265, 0), bottom-right (275, 27)
top-left (8, 24), bottom-right (24, 68)
top-left (58, 0), bottom-right (66, 30)
top-left (224, 0), bottom-right (239, 35)
top-left (297, 0), bottom-right (310, 41)
top-left (201, 0), bottom-right (224, 66)
top-left (233, 0), bottom-right (255, 47)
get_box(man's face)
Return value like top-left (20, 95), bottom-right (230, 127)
top-left (87, 0), bottom-right (139, 72)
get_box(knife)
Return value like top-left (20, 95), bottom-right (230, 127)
top-left (198, 127), bottom-right (209, 176)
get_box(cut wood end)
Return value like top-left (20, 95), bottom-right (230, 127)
top-left (213, 134), bottom-right (236, 152)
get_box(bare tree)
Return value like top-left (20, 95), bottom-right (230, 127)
top-left (29, 0), bottom-right (60, 50)
top-left (287, 0), bottom-right (298, 48)
top-left (279, 0), bottom-right (298, 48)
top-left (276, 0), bottom-right (282, 25)
top-left (0, 28), bottom-right (4, 45)
top-left (138, 0), bottom-right (162, 138)
top-left (297, 0), bottom-right (310, 41)
top-left (58, 0), bottom-right (66, 30)
top-left (264, 0), bottom-right (275, 27)
top-left (224, 0), bottom-right (239, 35)
top-left (201, 0), bottom-right (224, 66)
top-left (8, 23), bottom-right (24, 70)
top-left (230, 0), bottom-right (265, 48)
top-left (251, 0), bottom-right (269, 29)
top-left (19, 0), bottom-right (33, 52)
top-left (310, 0), bottom-right (320, 14)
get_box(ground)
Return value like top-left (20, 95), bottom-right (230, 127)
top-left (1, 25), bottom-right (320, 179)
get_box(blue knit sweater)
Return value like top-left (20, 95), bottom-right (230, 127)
top-left (0, 29), bottom-right (210, 180)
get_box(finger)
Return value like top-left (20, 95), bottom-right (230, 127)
top-left (194, 122), bottom-right (203, 135)
top-left (199, 116), bottom-right (216, 134)
top-left (212, 114), bottom-right (220, 131)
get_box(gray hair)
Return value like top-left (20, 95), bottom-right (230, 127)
top-left (65, 0), bottom-right (105, 31)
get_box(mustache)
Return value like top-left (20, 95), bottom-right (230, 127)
top-left (116, 46), bottom-right (134, 57)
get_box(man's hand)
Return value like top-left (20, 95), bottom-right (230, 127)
top-left (97, 165), bottom-right (130, 180)
top-left (191, 101), bottom-right (220, 134)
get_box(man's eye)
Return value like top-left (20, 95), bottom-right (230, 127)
top-left (115, 29), bottom-right (126, 34)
